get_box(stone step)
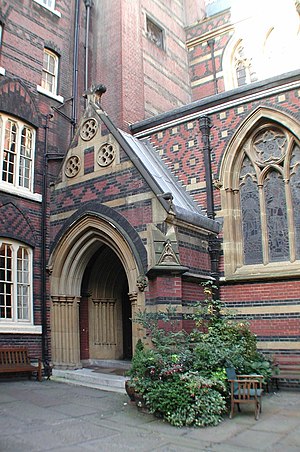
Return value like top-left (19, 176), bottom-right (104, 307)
top-left (52, 368), bottom-right (128, 394)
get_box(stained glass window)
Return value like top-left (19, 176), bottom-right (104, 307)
top-left (240, 175), bottom-right (263, 264)
top-left (290, 145), bottom-right (300, 259)
top-left (264, 171), bottom-right (289, 262)
top-left (253, 129), bottom-right (287, 162)
top-left (238, 126), bottom-right (300, 267)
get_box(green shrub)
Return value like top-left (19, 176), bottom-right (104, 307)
top-left (126, 282), bottom-right (275, 426)
top-left (144, 373), bottom-right (226, 427)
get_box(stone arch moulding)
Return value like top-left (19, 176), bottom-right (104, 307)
top-left (49, 202), bottom-right (148, 297)
top-left (219, 106), bottom-right (300, 190)
top-left (49, 204), bottom-right (148, 368)
top-left (222, 34), bottom-right (243, 90)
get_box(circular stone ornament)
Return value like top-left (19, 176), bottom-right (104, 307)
top-left (65, 155), bottom-right (81, 178)
top-left (80, 118), bottom-right (98, 141)
top-left (97, 143), bottom-right (116, 167)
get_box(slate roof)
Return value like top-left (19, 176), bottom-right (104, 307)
top-left (119, 131), bottom-right (220, 234)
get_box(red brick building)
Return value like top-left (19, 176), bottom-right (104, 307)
top-left (0, 0), bottom-right (299, 372)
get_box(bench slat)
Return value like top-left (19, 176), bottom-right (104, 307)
top-left (0, 347), bottom-right (42, 381)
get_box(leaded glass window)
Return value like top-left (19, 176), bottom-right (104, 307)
top-left (240, 175), bottom-right (263, 264)
top-left (264, 171), bottom-right (289, 262)
top-left (238, 125), bottom-right (300, 266)
top-left (290, 145), bottom-right (300, 259)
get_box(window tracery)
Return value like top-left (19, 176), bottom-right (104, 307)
top-left (239, 126), bottom-right (298, 266)
top-left (221, 115), bottom-right (300, 279)
top-left (233, 43), bottom-right (257, 87)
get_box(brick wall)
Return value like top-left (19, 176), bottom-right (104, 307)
top-left (141, 80), bottom-right (300, 354)
top-left (0, 0), bottom-right (76, 357)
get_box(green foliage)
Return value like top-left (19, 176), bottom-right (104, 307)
top-left (126, 283), bottom-right (275, 426)
top-left (144, 373), bottom-right (226, 427)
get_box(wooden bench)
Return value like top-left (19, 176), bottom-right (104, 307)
top-left (271, 356), bottom-right (300, 390)
top-left (0, 346), bottom-right (42, 382)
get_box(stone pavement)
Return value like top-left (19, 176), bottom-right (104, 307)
top-left (0, 379), bottom-right (300, 452)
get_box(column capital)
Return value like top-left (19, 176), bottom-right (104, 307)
top-left (51, 295), bottom-right (77, 305)
top-left (128, 292), bottom-right (138, 305)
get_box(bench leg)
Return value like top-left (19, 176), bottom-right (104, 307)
top-left (271, 378), bottom-right (279, 391)
top-left (255, 400), bottom-right (261, 420)
top-left (37, 362), bottom-right (42, 382)
top-left (229, 401), bottom-right (235, 419)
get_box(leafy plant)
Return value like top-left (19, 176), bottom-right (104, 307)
top-left (126, 282), bottom-right (275, 426)
top-left (144, 372), bottom-right (226, 427)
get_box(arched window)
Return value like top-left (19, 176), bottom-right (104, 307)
top-left (41, 48), bottom-right (59, 95)
top-left (222, 2), bottom-right (299, 91)
top-left (223, 38), bottom-right (258, 90)
top-left (220, 109), bottom-right (300, 279)
top-left (0, 114), bottom-right (35, 192)
top-left (233, 42), bottom-right (257, 87)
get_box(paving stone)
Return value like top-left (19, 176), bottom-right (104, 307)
top-left (0, 380), bottom-right (299, 451)
top-left (225, 429), bottom-right (283, 450)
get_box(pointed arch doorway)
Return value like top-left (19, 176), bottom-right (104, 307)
top-left (49, 212), bottom-right (146, 369)
top-left (80, 244), bottom-right (132, 362)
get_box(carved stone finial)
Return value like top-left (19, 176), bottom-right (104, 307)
top-left (83, 84), bottom-right (107, 104)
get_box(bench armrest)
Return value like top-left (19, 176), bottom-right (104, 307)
top-left (237, 374), bottom-right (263, 379)
top-left (228, 378), bottom-right (261, 384)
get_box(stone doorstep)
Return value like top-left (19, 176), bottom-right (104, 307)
top-left (52, 368), bottom-right (128, 394)
top-left (81, 359), bottom-right (132, 370)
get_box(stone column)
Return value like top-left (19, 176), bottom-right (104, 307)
top-left (51, 295), bottom-right (81, 369)
top-left (128, 291), bottom-right (139, 352)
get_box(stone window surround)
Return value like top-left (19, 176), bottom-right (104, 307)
top-left (220, 107), bottom-right (300, 281)
top-left (145, 15), bottom-right (165, 50)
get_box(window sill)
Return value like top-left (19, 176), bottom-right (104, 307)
top-left (32, 0), bottom-right (61, 17)
top-left (222, 261), bottom-right (300, 282)
top-left (0, 184), bottom-right (42, 202)
top-left (37, 85), bottom-right (64, 103)
top-left (0, 67), bottom-right (5, 76)
top-left (0, 324), bottom-right (42, 334)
